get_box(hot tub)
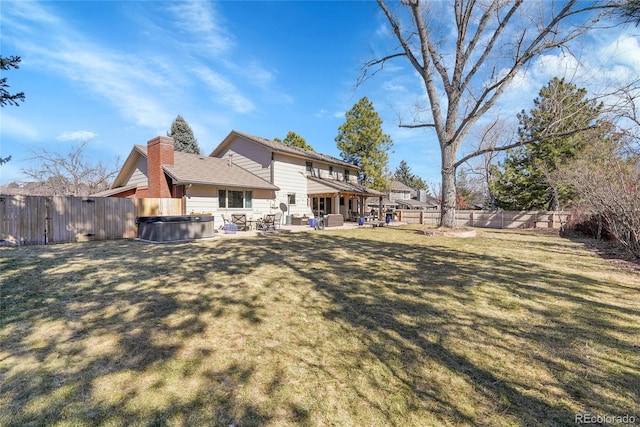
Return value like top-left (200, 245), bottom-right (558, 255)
top-left (136, 215), bottom-right (215, 242)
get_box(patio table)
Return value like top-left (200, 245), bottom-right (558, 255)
top-left (246, 219), bottom-right (262, 230)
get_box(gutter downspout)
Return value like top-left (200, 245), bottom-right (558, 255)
top-left (270, 152), bottom-right (275, 184)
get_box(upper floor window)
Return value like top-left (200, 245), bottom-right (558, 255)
top-left (306, 161), bottom-right (313, 173)
top-left (344, 169), bottom-right (350, 182)
top-left (288, 193), bottom-right (296, 205)
top-left (329, 166), bottom-right (333, 177)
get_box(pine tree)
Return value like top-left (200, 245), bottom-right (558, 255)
top-left (1, 55), bottom-right (25, 167)
top-left (394, 160), bottom-right (427, 191)
top-left (274, 131), bottom-right (314, 151)
top-left (492, 78), bottom-right (603, 210)
top-left (335, 97), bottom-right (393, 191)
top-left (1, 55), bottom-right (25, 108)
top-left (168, 115), bottom-right (200, 154)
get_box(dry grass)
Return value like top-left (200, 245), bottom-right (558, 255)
top-left (1, 227), bottom-right (639, 426)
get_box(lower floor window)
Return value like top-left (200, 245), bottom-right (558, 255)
top-left (219, 189), bottom-right (252, 209)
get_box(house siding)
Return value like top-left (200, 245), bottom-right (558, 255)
top-left (390, 190), bottom-right (411, 201)
top-left (272, 154), bottom-right (311, 217)
top-left (127, 157), bottom-right (149, 187)
top-left (218, 135), bottom-right (272, 182)
top-left (185, 184), bottom-right (277, 227)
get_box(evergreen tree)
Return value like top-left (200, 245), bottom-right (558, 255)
top-left (168, 115), bottom-right (200, 154)
top-left (492, 78), bottom-right (603, 211)
top-left (1, 55), bottom-right (25, 108)
top-left (1, 55), bottom-right (24, 166)
top-left (274, 131), bottom-right (314, 151)
top-left (394, 160), bottom-right (428, 191)
top-left (335, 97), bottom-right (393, 191)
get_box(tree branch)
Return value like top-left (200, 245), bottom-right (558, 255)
top-left (357, 53), bottom-right (407, 87)
top-left (454, 124), bottom-right (598, 169)
top-left (399, 123), bottom-right (437, 128)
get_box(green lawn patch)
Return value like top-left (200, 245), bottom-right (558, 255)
top-left (1, 227), bottom-right (638, 426)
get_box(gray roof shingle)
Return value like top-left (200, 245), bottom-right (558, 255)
top-left (136, 145), bottom-right (279, 190)
top-left (217, 130), bottom-right (359, 170)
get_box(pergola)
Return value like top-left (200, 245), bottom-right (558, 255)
top-left (306, 176), bottom-right (386, 219)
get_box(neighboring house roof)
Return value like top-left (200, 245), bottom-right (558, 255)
top-left (212, 130), bottom-right (359, 170)
top-left (307, 175), bottom-right (385, 197)
top-left (390, 180), bottom-right (413, 192)
top-left (92, 184), bottom-right (138, 197)
top-left (110, 145), bottom-right (279, 191)
top-left (367, 197), bottom-right (398, 207)
top-left (396, 198), bottom-right (439, 208)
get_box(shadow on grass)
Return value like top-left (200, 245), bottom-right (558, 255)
top-left (0, 241), bottom-right (273, 426)
top-left (272, 229), bottom-right (640, 425)
top-left (1, 227), bottom-right (638, 426)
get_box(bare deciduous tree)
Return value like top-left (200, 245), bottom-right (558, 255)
top-left (22, 141), bottom-right (120, 196)
top-left (553, 133), bottom-right (640, 257)
top-left (460, 118), bottom-right (515, 209)
top-left (367, 0), bottom-right (616, 228)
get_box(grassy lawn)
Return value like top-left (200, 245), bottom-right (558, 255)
top-left (1, 226), bottom-right (639, 426)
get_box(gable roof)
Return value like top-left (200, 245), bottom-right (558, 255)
top-left (390, 180), bottom-right (414, 192)
top-left (143, 146), bottom-right (279, 190)
top-left (111, 145), bottom-right (278, 191)
top-left (212, 130), bottom-right (359, 170)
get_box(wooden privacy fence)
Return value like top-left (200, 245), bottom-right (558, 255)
top-left (0, 195), bottom-right (182, 246)
top-left (396, 209), bottom-right (570, 229)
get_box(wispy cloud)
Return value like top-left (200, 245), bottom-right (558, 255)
top-left (2, 2), bottom-right (177, 129)
top-left (315, 109), bottom-right (328, 118)
top-left (167, 1), bottom-right (233, 54)
top-left (193, 67), bottom-right (255, 114)
top-left (0, 115), bottom-right (40, 141)
top-left (56, 131), bottom-right (97, 142)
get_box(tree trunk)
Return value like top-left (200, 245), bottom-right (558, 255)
top-left (440, 145), bottom-right (457, 228)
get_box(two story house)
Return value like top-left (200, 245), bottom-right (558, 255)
top-left (100, 131), bottom-right (384, 226)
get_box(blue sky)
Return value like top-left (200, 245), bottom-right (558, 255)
top-left (1, 1), bottom-right (639, 188)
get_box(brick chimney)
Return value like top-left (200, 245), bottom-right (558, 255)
top-left (147, 136), bottom-right (174, 198)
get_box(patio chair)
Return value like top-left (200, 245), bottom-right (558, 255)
top-left (273, 212), bottom-right (282, 230)
top-left (231, 213), bottom-right (247, 231)
top-left (261, 214), bottom-right (276, 231)
top-left (219, 214), bottom-right (231, 229)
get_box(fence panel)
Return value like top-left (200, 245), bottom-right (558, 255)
top-left (396, 209), bottom-right (569, 230)
top-left (0, 195), bottom-right (183, 246)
